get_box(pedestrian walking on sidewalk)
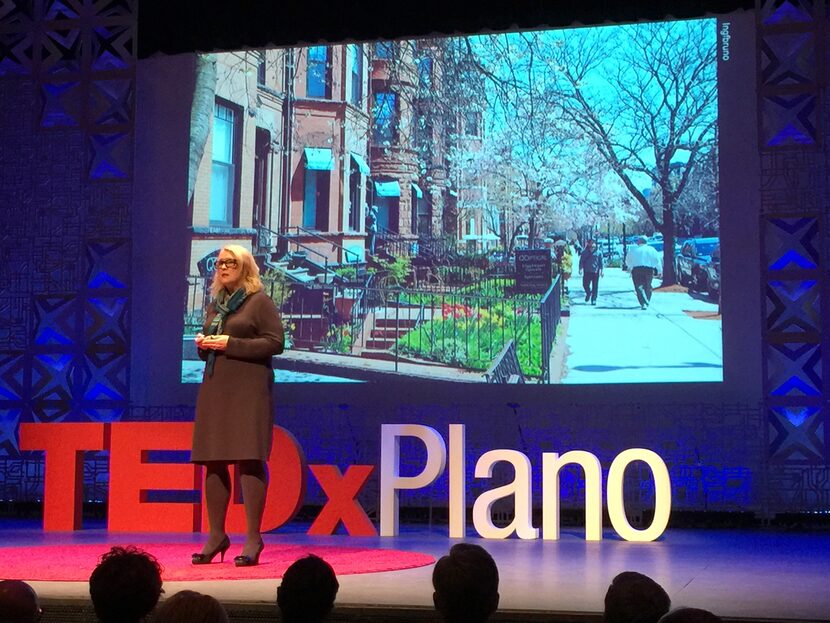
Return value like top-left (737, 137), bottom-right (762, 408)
top-left (578, 239), bottom-right (603, 305)
top-left (555, 239), bottom-right (572, 295)
top-left (625, 235), bottom-right (662, 309)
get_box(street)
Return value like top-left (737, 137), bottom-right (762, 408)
top-left (558, 267), bottom-right (722, 384)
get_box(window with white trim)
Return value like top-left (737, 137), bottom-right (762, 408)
top-left (209, 100), bottom-right (239, 227)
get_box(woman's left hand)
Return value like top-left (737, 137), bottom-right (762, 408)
top-left (201, 334), bottom-right (229, 350)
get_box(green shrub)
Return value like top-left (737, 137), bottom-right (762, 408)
top-left (458, 278), bottom-right (516, 298)
top-left (334, 266), bottom-right (358, 280)
top-left (261, 269), bottom-right (293, 309)
top-left (321, 323), bottom-right (353, 354)
top-left (377, 256), bottom-right (412, 286)
top-left (261, 270), bottom-right (296, 350)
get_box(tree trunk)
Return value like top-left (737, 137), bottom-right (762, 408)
top-left (661, 190), bottom-right (677, 286)
top-left (188, 54), bottom-right (218, 206)
top-left (528, 215), bottom-right (537, 248)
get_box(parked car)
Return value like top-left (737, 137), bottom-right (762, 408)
top-left (646, 240), bottom-right (680, 272)
top-left (605, 245), bottom-right (623, 265)
top-left (676, 237), bottom-right (719, 291)
top-left (594, 239), bottom-right (622, 264)
top-left (701, 243), bottom-right (721, 298)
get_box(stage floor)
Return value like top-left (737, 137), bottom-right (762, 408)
top-left (3, 521), bottom-right (830, 622)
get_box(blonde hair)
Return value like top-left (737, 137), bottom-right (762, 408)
top-left (209, 244), bottom-right (263, 297)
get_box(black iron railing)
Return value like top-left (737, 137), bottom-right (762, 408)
top-left (375, 225), bottom-right (413, 258)
top-left (412, 267), bottom-right (509, 292)
top-left (256, 225), bottom-right (334, 282)
top-left (283, 225), bottom-right (363, 264)
top-left (349, 273), bottom-right (382, 351)
top-left (184, 273), bottom-right (561, 380)
top-left (184, 275), bottom-right (210, 334)
top-left (539, 275), bottom-right (562, 384)
top-left (416, 234), bottom-right (457, 263)
top-left (484, 340), bottom-right (525, 383)
top-left (392, 286), bottom-right (543, 376)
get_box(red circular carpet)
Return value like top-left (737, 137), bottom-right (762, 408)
top-left (0, 543), bottom-right (435, 581)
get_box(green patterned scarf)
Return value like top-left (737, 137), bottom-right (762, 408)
top-left (204, 287), bottom-right (248, 377)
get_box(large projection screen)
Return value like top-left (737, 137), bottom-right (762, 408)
top-left (179, 18), bottom-right (724, 386)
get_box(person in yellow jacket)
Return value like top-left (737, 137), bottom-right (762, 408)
top-left (555, 239), bottom-right (572, 294)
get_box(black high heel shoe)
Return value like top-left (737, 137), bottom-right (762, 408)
top-left (234, 540), bottom-right (264, 567)
top-left (191, 535), bottom-right (230, 565)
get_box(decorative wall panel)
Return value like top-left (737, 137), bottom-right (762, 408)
top-left (761, 31), bottom-right (816, 85)
top-left (0, 0), bottom-right (135, 503)
top-left (760, 0), bottom-right (816, 25)
top-left (761, 92), bottom-right (818, 147)
top-left (765, 279), bottom-right (821, 334)
top-left (758, 0), bottom-right (829, 512)
top-left (769, 405), bottom-right (825, 461)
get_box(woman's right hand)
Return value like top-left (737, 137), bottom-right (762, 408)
top-left (195, 333), bottom-right (206, 348)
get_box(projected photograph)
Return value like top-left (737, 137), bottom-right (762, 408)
top-left (181, 18), bottom-right (721, 384)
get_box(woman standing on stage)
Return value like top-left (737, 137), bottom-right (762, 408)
top-left (191, 244), bottom-right (284, 567)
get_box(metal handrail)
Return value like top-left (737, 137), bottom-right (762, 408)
top-left (416, 233), bottom-right (457, 263)
top-left (285, 225), bottom-right (362, 264)
top-left (375, 225), bottom-right (414, 258)
top-left (349, 273), bottom-right (380, 352)
top-left (257, 225), bottom-right (331, 282)
top-left (377, 224), bottom-right (399, 238)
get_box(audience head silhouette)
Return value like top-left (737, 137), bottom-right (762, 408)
top-left (658, 608), bottom-right (722, 623)
top-left (0, 580), bottom-right (41, 623)
top-left (88, 545), bottom-right (163, 623)
top-left (277, 554), bottom-right (339, 623)
top-left (432, 543), bottom-right (500, 623)
top-left (604, 571), bottom-right (671, 623)
top-left (154, 590), bottom-right (228, 623)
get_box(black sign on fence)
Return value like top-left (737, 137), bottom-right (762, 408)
top-left (196, 249), bottom-right (221, 277)
top-left (515, 249), bottom-right (552, 294)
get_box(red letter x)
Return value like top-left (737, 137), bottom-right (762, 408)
top-left (308, 465), bottom-right (376, 536)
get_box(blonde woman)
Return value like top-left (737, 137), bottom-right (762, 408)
top-left (191, 245), bottom-right (284, 567)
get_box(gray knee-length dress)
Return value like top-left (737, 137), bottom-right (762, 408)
top-left (192, 289), bottom-right (284, 463)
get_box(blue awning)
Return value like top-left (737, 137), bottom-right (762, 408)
top-left (351, 153), bottom-right (370, 175)
top-left (374, 180), bottom-right (401, 197)
top-left (304, 147), bottom-right (334, 171)
top-left (410, 182), bottom-right (423, 199)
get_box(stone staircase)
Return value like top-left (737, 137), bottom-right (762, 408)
top-left (266, 253), bottom-right (340, 284)
top-left (360, 305), bottom-right (436, 359)
top-left (266, 258), bottom-right (316, 284)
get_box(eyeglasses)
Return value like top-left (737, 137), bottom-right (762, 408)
top-left (215, 258), bottom-right (239, 270)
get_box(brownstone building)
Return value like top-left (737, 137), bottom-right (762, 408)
top-left (187, 44), bottom-right (372, 282)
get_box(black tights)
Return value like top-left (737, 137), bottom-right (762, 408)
top-left (203, 460), bottom-right (267, 554)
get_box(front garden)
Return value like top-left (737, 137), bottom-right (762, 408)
top-left (396, 280), bottom-right (546, 377)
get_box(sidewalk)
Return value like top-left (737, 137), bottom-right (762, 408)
top-left (182, 348), bottom-right (487, 384)
top-left (557, 267), bottom-right (722, 384)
